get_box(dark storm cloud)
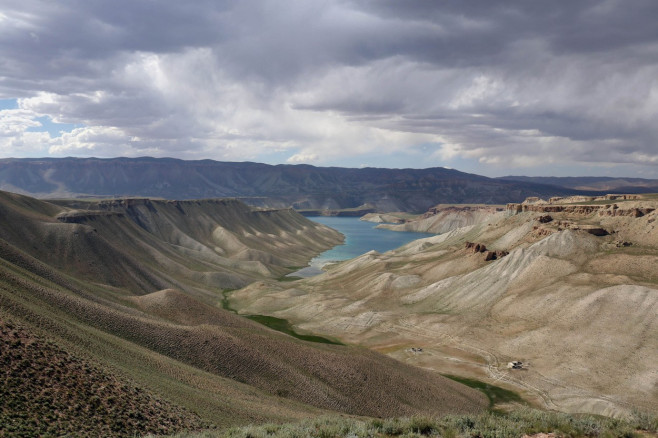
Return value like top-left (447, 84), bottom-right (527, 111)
top-left (0, 0), bottom-right (657, 174)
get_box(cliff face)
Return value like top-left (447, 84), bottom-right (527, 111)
top-left (377, 205), bottom-right (505, 234)
top-left (506, 194), bottom-right (655, 218)
top-left (0, 192), bottom-right (343, 294)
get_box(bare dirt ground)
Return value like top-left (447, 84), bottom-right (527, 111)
top-left (230, 196), bottom-right (658, 417)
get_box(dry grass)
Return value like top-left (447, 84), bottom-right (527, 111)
top-left (0, 315), bottom-right (206, 437)
top-left (163, 408), bottom-right (658, 438)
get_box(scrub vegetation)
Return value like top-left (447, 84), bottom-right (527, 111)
top-left (162, 409), bottom-right (658, 438)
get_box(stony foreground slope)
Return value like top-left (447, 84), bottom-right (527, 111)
top-left (229, 194), bottom-right (658, 417)
top-left (0, 190), bottom-right (487, 436)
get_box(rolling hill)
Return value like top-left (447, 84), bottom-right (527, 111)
top-left (228, 194), bottom-right (658, 418)
top-left (0, 190), bottom-right (488, 437)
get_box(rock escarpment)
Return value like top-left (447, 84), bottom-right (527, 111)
top-left (377, 205), bottom-right (505, 234)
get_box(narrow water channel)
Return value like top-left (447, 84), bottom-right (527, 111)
top-left (292, 216), bottom-right (435, 277)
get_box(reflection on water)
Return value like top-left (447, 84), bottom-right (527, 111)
top-left (291, 216), bottom-right (434, 278)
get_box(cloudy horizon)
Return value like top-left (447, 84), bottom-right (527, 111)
top-left (1, 1), bottom-right (657, 177)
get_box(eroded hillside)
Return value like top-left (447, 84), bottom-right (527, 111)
top-left (228, 194), bottom-right (658, 417)
top-left (0, 190), bottom-right (487, 436)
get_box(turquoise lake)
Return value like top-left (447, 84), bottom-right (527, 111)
top-left (292, 216), bottom-right (435, 277)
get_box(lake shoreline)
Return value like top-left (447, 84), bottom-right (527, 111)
top-left (289, 216), bottom-right (435, 278)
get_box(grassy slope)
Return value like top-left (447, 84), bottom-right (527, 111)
top-left (0, 190), bottom-right (489, 436)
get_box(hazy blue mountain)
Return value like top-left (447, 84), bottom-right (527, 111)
top-left (0, 157), bottom-right (607, 212)
top-left (499, 175), bottom-right (658, 193)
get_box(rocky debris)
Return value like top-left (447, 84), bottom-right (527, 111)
top-left (599, 205), bottom-right (655, 217)
top-left (579, 226), bottom-right (609, 236)
top-left (508, 194), bottom-right (652, 217)
top-left (507, 203), bottom-right (524, 214)
top-left (536, 214), bottom-right (553, 223)
top-left (465, 242), bottom-right (487, 253)
top-left (602, 194), bottom-right (642, 201)
top-left (532, 226), bottom-right (555, 237)
top-left (484, 250), bottom-right (509, 261)
top-left (605, 240), bottom-right (633, 248)
top-left (507, 361), bottom-right (525, 370)
top-left (554, 221), bottom-right (609, 236)
top-left (465, 242), bottom-right (508, 261)
top-left (508, 204), bottom-right (606, 215)
top-left (549, 194), bottom-right (641, 204)
top-left (522, 197), bottom-right (547, 204)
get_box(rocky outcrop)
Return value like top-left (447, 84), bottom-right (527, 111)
top-left (598, 206), bottom-right (655, 217)
top-left (508, 195), bottom-right (656, 225)
top-left (465, 242), bottom-right (509, 261)
top-left (548, 194), bottom-right (642, 204)
top-left (379, 205), bottom-right (504, 234)
top-left (507, 203), bottom-right (606, 215)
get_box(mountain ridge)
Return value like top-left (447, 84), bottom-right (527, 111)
top-left (0, 156), bottom-right (603, 212)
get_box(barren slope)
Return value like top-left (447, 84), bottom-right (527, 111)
top-left (229, 195), bottom-right (658, 417)
top-left (0, 190), bottom-right (488, 435)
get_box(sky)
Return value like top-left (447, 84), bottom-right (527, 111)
top-left (1, 1), bottom-right (657, 178)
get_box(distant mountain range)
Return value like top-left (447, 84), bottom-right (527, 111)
top-left (499, 175), bottom-right (658, 193)
top-left (1, 157), bottom-right (656, 212)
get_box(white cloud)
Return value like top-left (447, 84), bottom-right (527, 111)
top-left (287, 153), bottom-right (318, 163)
top-left (0, 1), bottom-right (657, 176)
top-left (0, 108), bottom-right (41, 135)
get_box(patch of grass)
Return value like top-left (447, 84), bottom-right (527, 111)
top-left (276, 275), bottom-right (303, 282)
top-left (221, 290), bottom-right (342, 344)
top-left (220, 289), bottom-right (237, 312)
top-left (442, 375), bottom-right (525, 409)
top-left (244, 315), bottom-right (344, 345)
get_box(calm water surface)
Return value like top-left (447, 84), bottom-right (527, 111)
top-left (292, 216), bottom-right (435, 277)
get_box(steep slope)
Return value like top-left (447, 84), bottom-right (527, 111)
top-left (0, 191), bottom-right (342, 295)
top-left (0, 157), bottom-right (588, 211)
top-left (0, 190), bottom-right (488, 435)
top-left (229, 195), bottom-right (658, 417)
top-left (376, 205), bottom-right (506, 234)
top-left (0, 315), bottom-right (206, 437)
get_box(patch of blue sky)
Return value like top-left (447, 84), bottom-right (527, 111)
top-left (26, 115), bottom-right (79, 137)
top-left (0, 99), bottom-right (19, 110)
